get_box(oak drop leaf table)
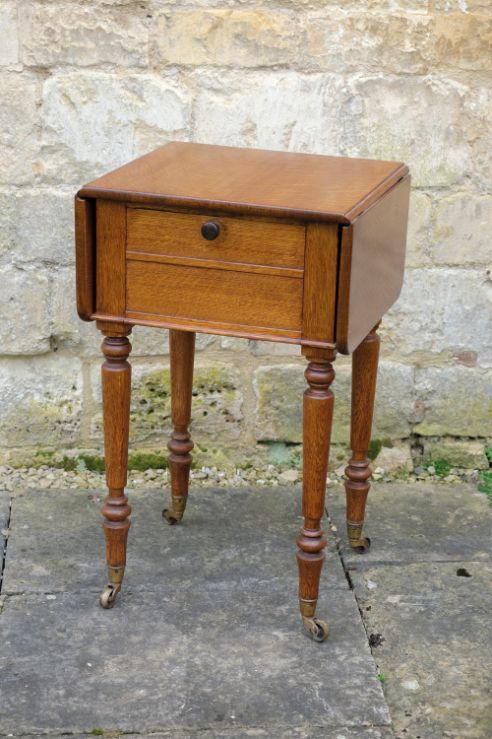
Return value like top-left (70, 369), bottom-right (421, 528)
top-left (75, 142), bottom-right (410, 642)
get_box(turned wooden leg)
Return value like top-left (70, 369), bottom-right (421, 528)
top-left (163, 329), bottom-right (195, 525)
top-left (345, 324), bottom-right (380, 553)
top-left (296, 347), bottom-right (336, 642)
top-left (99, 332), bottom-right (132, 608)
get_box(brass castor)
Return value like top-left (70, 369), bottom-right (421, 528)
top-left (302, 616), bottom-right (330, 643)
top-left (162, 497), bottom-right (186, 525)
top-left (99, 583), bottom-right (121, 609)
top-left (162, 507), bottom-right (182, 525)
top-left (347, 522), bottom-right (371, 554)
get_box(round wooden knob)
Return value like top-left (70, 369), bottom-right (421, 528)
top-left (201, 221), bottom-right (220, 240)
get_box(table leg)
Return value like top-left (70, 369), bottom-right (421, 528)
top-left (297, 347), bottom-right (336, 642)
top-left (99, 332), bottom-right (132, 608)
top-left (345, 324), bottom-right (380, 553)
top-left (163, 329), bottom-right (195, 525)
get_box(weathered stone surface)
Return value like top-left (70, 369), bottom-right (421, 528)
top-left (122, 730), bottom-right (395, 739)
top-left (2, 486), bottom-right (346, 594)
top-left (430, 192), bottom-right (492, 265)
top-left (50, 266), bottom-right (99, 352)
top-left (0, 587), bottom-right (389, 734)
top-left (303, 12), bottom-right (434, 74)
top-left (374, 442), bottom-right (414, 473)
top-left (0, 356), bottom-right (82, 447)
top-left (414, 366), bottom-right (492, 437)
top-left (382, 268), bottom-right (492, 359)
top-left (90, 361), bottom-right (243, 443)
top-left (340, 75), bottom-right (479, 188)
top-left (20, 3), bottom-right (149, 67)
top-left (41, 73), bottom-right (191, 182)
top-left (253, 363), bottom-right (304, 443)
top-left (254, 361), bottom-right (415, 444)
top-left (432, 12), bottom-right (492, 71)
top-left (0, 266), bottom-right (51, 354)
top-left (0, 3), bottom-right (19, 66)
top-left (0, 188), bottom-right (74, 265)
top-left (431, 0), bottom-right (492, 10)
top-left (194, 70), bottom-right (342, 151)
top-left (7, 731), bottom-right (394, 739)
top-left (153, 9), bottom-right (298, 67)
top-left (423, 438), bottom-right (489, 469)
top-left (250, 340), bottom-right (300, 357)
top-left (327, 481), bottom-right (492, 565)
top-left (351, 562), bottom-right (492, 738)
top-left (0, 485), bottom-right (390, 735)
top-left (340, 362), bottom-right (416, 442)
top-left (405, 190), bottom-right (432, 267)
top-left (0, 72), bottom-right (39, 185)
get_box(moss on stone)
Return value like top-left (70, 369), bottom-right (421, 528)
top-left (128, 452), bottom-right (168, 471)
top-left (368, 439), bottom-right (382, 461)
top-left (478, 471), bottom-right (492, 506)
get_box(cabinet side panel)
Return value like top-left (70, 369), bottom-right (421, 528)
top-left (302, 222), bottom-right (338, 345)
top-left (96, 200), bottom-right (127, 317)
top-left (75, 196), bottom-right (96, 321)
top-left (336, 175), bottom-right (410, 354)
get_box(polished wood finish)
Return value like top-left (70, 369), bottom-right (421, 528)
top-left (79, 141), bottom-right (408, 225)
top-left (337, 175), bottom-right (411, 354)
top-left (302, 223), bottom-right (338, 345)
top-left (345, 325), bottom-right (381, 552)
top-left (127, 208), bottom-right (305, 269)
top-left (126, 261), bottom-right (303, 334)
top-left (296, 346), bottom-right (336, 641)
top-left (163, 330), bottom-right (195, 525)
top-left (74, 196), bottom-right (95, 321)
top-left (74, 141), bottom-right (410, 639)
top-left (100, 333), bottom-right (132, 605)
top-left (96, 200), bottom-right (126, 318)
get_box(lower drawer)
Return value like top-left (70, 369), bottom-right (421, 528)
top-left (126, 261), bottom-right (303, 334)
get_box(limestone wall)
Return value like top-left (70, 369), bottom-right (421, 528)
top-left (0, 1), bottom-right (491, 468)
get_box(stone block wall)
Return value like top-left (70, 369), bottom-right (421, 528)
top-left (0, 1), bottom-right (491, 467)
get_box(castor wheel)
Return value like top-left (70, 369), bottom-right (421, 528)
top-left (99, 583), bottom-right (121, 609)
top-left (302, 616), bottom-right (330, 642)
top-left (162, 507), bottom-right (181, 525)
top-left (351, 536), bottom-right (371, 554)
top-left (162, 497), bottom-right (186, 525)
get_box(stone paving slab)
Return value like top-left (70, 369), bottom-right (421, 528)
top-left (0, 485), bottom-right (389, 736)
top-left (122, 728), bottom-right (395, 738)
top-left (2, 486), bottom-right (347, 595)
top-left (327, 482), bottom-right (492, 566)
top-left (326, 481), bottom-right (492, 739)
top-left (351, 561), bottom-right (492, 739)
top-left (0, 587), bottom-right (389, 735)
top-left (4, 730), bottom-right (395, 739)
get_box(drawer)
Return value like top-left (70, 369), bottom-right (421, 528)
top-left (126, 261), bottom-right (303, 334)
top-left (127, 208), bottom-right (305, 271)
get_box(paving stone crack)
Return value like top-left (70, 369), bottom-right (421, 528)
top-left (325, 502), bottom-right (391, 711)
top-left (0, 495), bottom-right (12, 595)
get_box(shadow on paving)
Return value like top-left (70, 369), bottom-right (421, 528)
top-left (0, 485), bottom-right (390, 737)
top-left (328, 481), bottom-right (492, 739)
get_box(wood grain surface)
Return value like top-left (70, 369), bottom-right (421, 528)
top-left (79, 142), bottom-right (408, 225)
top-left (74, 196), bottom-right (96, 321)
top-left (126, 260), bottom-right (303, 333)
top-left (336, 175), bottom-right (411, 354)
top-left (127, 208), bottom-right (305, 269)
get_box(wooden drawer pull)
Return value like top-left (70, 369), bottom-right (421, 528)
top-left (201, 221), bottom-right (220, 240)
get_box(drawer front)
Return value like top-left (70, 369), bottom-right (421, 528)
top-left (127, 208), bottom-right (305, 270)
top-left (126, 261), bottom-right (303, 334)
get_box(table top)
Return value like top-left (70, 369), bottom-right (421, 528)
top-left (79, 142), bottom-right (408, 225)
